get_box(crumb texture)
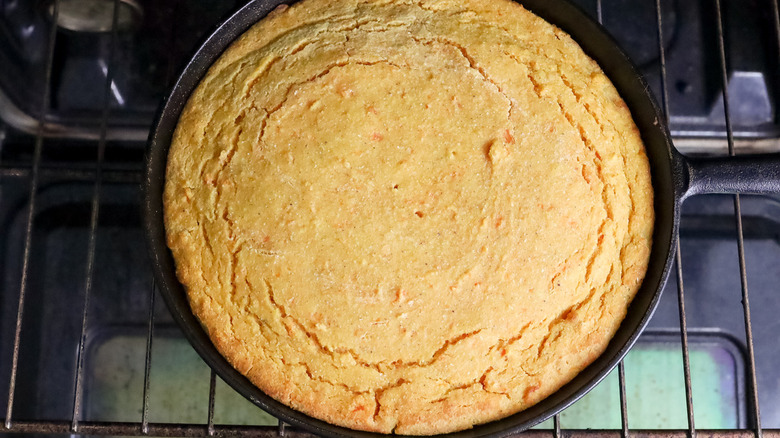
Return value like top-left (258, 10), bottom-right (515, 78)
top-left (163, 0), bottom-right (654, 434)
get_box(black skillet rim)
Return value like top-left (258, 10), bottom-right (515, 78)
top-left (142, 0), bottom-right (679, 436)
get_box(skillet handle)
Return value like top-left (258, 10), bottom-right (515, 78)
top-left (682, 153), bottom-right (780, 200)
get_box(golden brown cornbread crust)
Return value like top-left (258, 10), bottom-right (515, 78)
top-left (163, 0), bottom-right (654, 434)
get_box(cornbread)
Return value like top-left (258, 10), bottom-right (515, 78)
top-left (163, 0), bottom-right (654, 434)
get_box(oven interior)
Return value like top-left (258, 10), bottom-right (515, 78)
top-left (0, 0), bottom-right (779, 436)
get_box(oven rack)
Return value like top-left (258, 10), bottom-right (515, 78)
top-left (1, 0), bottom-right (778, 436)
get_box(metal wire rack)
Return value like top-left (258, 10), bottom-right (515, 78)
top-left (0, 0), bottom-right (779, 436)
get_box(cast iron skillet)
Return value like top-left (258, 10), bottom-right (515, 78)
top-left (143, 0), bottom-right (780, 436)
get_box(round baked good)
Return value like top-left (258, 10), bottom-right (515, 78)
top-left (163, 0), bottom-right (654, 434)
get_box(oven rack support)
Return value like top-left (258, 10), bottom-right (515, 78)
top-left (2, 0), bottom-right (779, 436)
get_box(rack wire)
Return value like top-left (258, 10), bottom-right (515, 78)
top-left (1, 0), bottom-right (779, 436)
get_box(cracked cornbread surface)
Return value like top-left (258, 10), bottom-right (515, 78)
top-left (163, 0), bottom-right (654, 433)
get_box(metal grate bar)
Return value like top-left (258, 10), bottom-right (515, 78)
top-left (3, 422), bottom-right (780, 438)
top-left (208, 370), bottom-right (217, 436)
top-left (139, 1), bottom-right (181, 433)
top-left (674, 244), bottom-right (696, 436)
top-left (0, 117), bottom-right (4, 208)
top-left (70, 1), bottom-right (121, 431)
top-left (554, 414), bottom-right (561, 438)
top-left (653, 0), bottom-right (671, 121)
top-left (141, 278), bottom-right (158, 434)
top-left (3, 1), bottom-right (60, 429)
top-left (731, 199), bottom-right (757, 427)
top-left (0, 166), bottom-right (143, 183)
top-left (279, 421), bottom-right (288, 437)
top-left (654, 0), bottom-right (696, 435)
top-left (774, 0), bottom-right (780, 59)
top-left (618, 362), bottom-right (629, 438)
top-left (714, 0), bottom-right (762, 432)
top-left (713, 0), bottom-right (736, 158)
top-left (713, 0), bottom-right (763, 435)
